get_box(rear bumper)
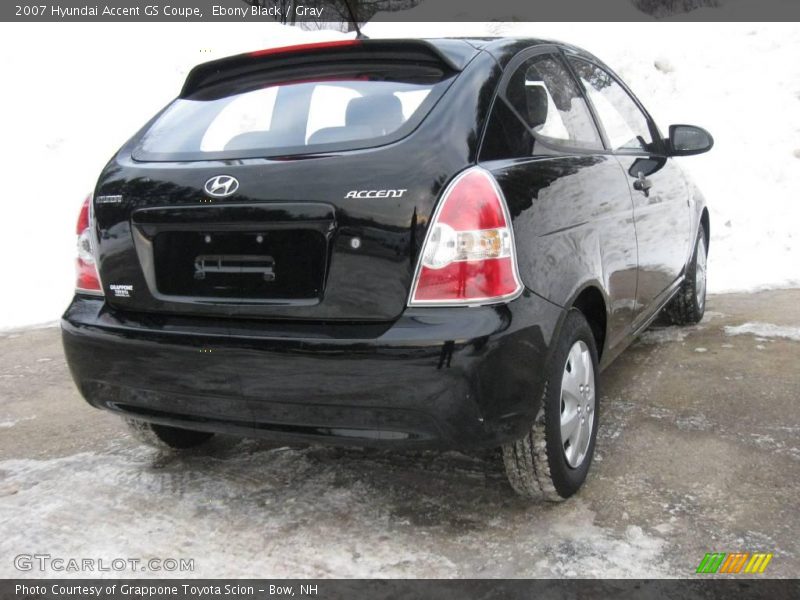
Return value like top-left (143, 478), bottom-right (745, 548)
top-left (61, 292), bottom-right (563, 449)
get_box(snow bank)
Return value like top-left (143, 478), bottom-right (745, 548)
top-left (0, 23), bottom-right (345, 329)
top-left (0, 21), bottom-right (798, 328)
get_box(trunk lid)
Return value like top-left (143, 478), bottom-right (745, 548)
top-left (95, 155), bottom-right (417, 321)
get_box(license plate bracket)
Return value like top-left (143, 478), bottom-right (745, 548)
top-left (193, 254), bottom-right (276, 282)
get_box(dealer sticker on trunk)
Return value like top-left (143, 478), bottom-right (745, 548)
top-left (95, 195), bottom-right (124, 204)
top-left (109, 284), bottom-right (133, 298)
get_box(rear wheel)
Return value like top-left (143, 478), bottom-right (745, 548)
top-left (123, 417), bottom-right (214, 450)
top-left (502, 310), bottom-right (599, 501)
top-left (664, 224), bottom-right (707, 325)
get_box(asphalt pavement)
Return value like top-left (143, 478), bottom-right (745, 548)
top-left (0, 290), bottom-right (798, 578)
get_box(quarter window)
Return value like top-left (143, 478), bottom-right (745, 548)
top-left (480, 97), bottom-right (535, 160)
top-left (568, 58), bottom-right (657, 153)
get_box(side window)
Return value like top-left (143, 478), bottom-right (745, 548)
top-left (505, 53), bottom-right (602, 151)
top-left (568, 58), bottom-right (657, 153)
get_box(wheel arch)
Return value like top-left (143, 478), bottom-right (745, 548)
top-left (700, 207), bottom-right (710, 251)
top-left (558, 282), bottom-right (609, 362)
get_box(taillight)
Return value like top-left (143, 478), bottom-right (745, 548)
top-left (75, 194), bottom-right (103, 295)
top-left (409, 168), bottom-right (523, 306)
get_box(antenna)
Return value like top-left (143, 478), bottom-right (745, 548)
top-left (341, 0), bottom-right (368, 39)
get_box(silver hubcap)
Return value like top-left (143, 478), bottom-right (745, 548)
top-left (560, 340), bottom-right (595, 469)
top-left (696, 236), bottom-right (707, 310)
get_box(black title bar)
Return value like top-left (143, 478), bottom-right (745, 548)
top-left (4, 0), bottom-right (800, 22)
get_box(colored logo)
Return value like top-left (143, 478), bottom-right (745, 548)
top-left (696, 552), bottom-right (773, 574)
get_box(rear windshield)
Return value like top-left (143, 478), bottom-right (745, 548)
top-left (134, 67), bottom-right (453, 161)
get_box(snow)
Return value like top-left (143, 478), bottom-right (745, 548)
top-left (637, 327), bottom-right (690, 344)
top-left (0, 416), bottom-right (35, 429)
top-left (0, 442), bottom-right (671, 578)
top-left (0, 320), bottom-right (58, 336)
top-left (0, 21), bottom-right (798, 328)
top-left (0, 23), bottom-right (346, 330)
top-left (724, 322), bottom-right (800, 341)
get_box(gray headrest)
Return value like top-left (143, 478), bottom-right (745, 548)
top-left (345, 94), bottom-right (404, 135)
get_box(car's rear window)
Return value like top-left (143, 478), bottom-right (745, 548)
top-left (134, 68), bottom-right (453, 161)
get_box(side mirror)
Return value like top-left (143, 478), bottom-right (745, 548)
top-left (668, 124), bottom-right (714, 156)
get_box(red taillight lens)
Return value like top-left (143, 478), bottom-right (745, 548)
top-left (409, 168), bottom-right (523, 306)
top-left (75, 195), bottom-right (103, 295)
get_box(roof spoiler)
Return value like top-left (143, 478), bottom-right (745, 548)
top-left (180, 39), bottom-right (477, 98)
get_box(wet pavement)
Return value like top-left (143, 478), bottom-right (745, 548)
top-left (1, 290), bottom-right (798, 578)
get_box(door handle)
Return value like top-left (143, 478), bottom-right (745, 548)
top-left (633, 171), bottom-right (653, 197)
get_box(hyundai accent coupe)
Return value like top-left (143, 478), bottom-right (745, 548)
top-left (62, 38), bottom-right (713, 500)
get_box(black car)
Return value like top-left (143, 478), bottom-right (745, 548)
top-left (62, 37), bottom-right (713, 500)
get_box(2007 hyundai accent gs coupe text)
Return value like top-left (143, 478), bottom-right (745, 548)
top-left (62, 38), bottom-right (713, 500)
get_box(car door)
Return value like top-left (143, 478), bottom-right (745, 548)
top-left (479, 48), bottom-right (639, 353)
top-left (566, 56), bottom-right (693, 323)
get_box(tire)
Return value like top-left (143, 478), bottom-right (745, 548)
top-left (502, 309), bottom-right (600, 501)
top-left (663, 224), bottom-right (707, 325)
top-left (122, 417), bottom-right (214, 450)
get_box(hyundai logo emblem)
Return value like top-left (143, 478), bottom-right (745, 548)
top-left (204, 175), bottom-right (239, 198)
